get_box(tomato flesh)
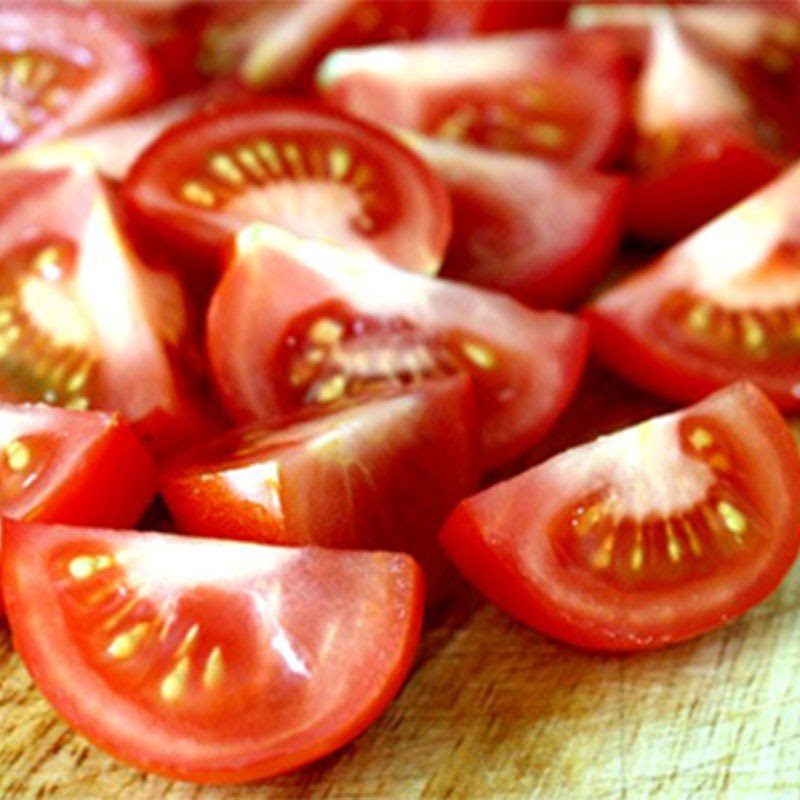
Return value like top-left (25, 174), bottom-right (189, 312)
top-left (317, 30), bottom-right (631, 169)
top-left (207, 224), bottom-right (588, 471)
top-left (161, 377), bottom-right (476, 598)
top-left (124, 99), bottom-right (451, 273)
top-left (440, 383), bottom-right (800, 650)
top-left (585, 162), bottom-right (800, 410)
top-left (0, 2), bottom-right (159, 152)
top-left (2, 521), bottom-right (423, 783)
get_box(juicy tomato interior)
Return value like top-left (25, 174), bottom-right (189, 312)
top-left (207, 224), bottom-right (588, 471)
top-left (161, 377), bottom-right (477, 598)
top-left (586, 162), bottom-right (800, 410)
top-left (2, 522), bottom-right (423, 782)
top-left (0, 2), bottom-right (158, 152)
top-left (440, 382), bottom-right (800, 650)
top-left (317, 31), bottom-right (631, 168)
top-left (124, 99), bottom-right (451, 273)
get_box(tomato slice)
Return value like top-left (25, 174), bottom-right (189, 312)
top-left (2, 521), bottom-right (423, 782)
top-left (317, 30), bottom-right (631, 169)
top-left (0, 2), bottom-right (159, 153)
top-left (622, 14), bottom-right (785, 242)
top-left (440, 382), bottom-right (800, 650)
top-left (207, 224), bottom-right (588, 472)
top-left (161, 377), bottom-right (476, 597)
top-left (0, 403), bottom-right (154, 527)
top-left (0, 144), bottom-right (210, 452)
top-left (585, 162), bottom-right (800, 410)
top-left (124, 99), bottom-right (451, 273)
top-left (406, 133), bottom-right (628, 308)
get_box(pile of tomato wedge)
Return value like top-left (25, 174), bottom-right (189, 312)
top-left (2, 0), bottom-right (800, 786)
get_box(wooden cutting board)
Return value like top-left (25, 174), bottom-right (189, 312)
top-left (1, 559), bottom-right (799, 799)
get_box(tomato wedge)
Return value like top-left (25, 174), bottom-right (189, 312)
top-left (440, 383), bottom-right (800, 650)
top-left (2, 521), bottom-right (423, 782)
top-left (207, 224), bottom-right (588, 472)
top-left (124, 99), bottom-right (451, 273)
top-left (317, 30), bottom-right (631, 169)
top-left (0, 2), bottom-right (159, 153)
top-left (406, 133), bottom-right (628, 308)
top-left (0, 144), bottom-right (210, 452)
top-left (585, 162), bottom-right (800, 410)
top-left (161, 377), bottom-right (476, 597)
top-left (0, 404), bottom-right (154, 528)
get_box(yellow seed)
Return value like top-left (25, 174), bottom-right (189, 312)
top-left (175, 623), bottom-right (200, 659)
top-left (630, 539), bottom-right (644, 572)
top-left (329, 146), bottom-right (352, 180)
top-left (11, 55), bottom-right (33, 86)
top-left (203, 646), bottom-right (225, 691)
top-left (741, 314), bottom-right (767, 352)
top-left (314, 374), bottom-right (347, 404)
top-left (68, 554), bottom-right (114, 580)
top-left (665, 521), bottom-right (682, 563)
top-left (689, 427), bottom-right (714, 451)
top-left (3, 324), bottom-right (21, 344)
top-left (526, 122), bottom-right (567, 149)
top-left (208, 153), bottom-right (246, 187)
top-left (708, 452), bottom-right (730, 472)
top-left (64, 396), bottom-right (90, 411)
top-left (461, 341), bottom-right (496, 370)
top-left (5, 439), bottom-right (30, 472)
top-left (686, 303), bottom-right (712, 332)
top-left (516, 85), bottom-right (548, 109)
top-left (574, 504), bottom-right (603, 536)
top-left (283, 142), bottom-right (306, 177)
top-left (32, 245), bottom-right (65, 276)
top-left (592, 535), bottom-right (614, 570)
top-left (107, 621), bottom-right (151, 660)
top-left (308, 318), bottom-right (344, 346)
top-left (235, 147), bottom-right (266, 180)
top-left (682, 518), bottom-right (703, 557)
top-left (255, 140), bottom-right (283, 175)
top-left (65, 365), bottom-right (91, 394)
top-left (351, 164), bottom-right (374, 190)
top-left (181, 181), bottom-right (217, 208)
top-left (436, 107), bottom-right (477, 141)
top-left (161, 656), bottom-right (191, 703)
top-left (717, 501), bottom-right (747, 538)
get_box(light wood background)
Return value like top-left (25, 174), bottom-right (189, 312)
top-left (2, 559), bottom-right (799, 800)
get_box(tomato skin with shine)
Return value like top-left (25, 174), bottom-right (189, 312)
top-left (2, 522), bottom-right (423, 782)
top-left (207, 224), bottom-right (588, 472)
top-left (440, 383), bottom-right (800, 651)
top-left (160, 377), bottom-right (478, 600)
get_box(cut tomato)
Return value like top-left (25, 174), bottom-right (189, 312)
top-left (623, 14), bottom-right (786, 242)
top-left (317, 30), bottom-right (631, 169)
top-left (161, 377), bottom-right (476, 597)
top-left (440, 382), bottom-right (800, 650)
top-left (585, 162), bottom-right (800, 410)
top-left (207, 225), bottom-right (588, 472)
top-left (0, 403), bottom-right (154, 527)
top-left (2, 521), bottom-right (423, 782)
top-left (406, 133), bottom-right (627, 308)
top-left (0, 144), bottom-right (211, 453)
top-left (0, 2), bottom-right (159, 153)
top-left (124, 99), bottom-right (451, 273)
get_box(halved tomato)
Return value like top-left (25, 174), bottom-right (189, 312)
top-left (161, 377), bottom-right (476, 597)
top-left (585, 162), bottom-right (800, 410)
top-left (440, 382), bottom-right (800, 650)
top-left (0, 403), bottom-right (154, 528)
top-left (124, 99), bottom-right (451, 273)
top-left (406, 133), bottom-right (628, 308)
top-left (317, 30), bottom-right (631, 169)
top-left (622, 14), bottom-right (786, 242)
top-left (207, 224), bottom-right (588, 472)
top-left (0, 144), bottom-right (211, 452)
top-left (0, 2), bottom-right (159, 153)
top-left (194, 1), bottom-right (421, 92)
top-left (2, 521), bottom-right (423, 782)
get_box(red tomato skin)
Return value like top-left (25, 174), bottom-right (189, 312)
top-left (440, 383), bottom-right (800, 650)
top-left (627, 129), bottom-right (784, 243)
top-left (160, 377), bottom-right (478, 600)
top-left (1, 522), bottom-right (425, 783)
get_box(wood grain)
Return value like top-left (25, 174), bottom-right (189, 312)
top-left (2, 561), bottom-right (800, 800)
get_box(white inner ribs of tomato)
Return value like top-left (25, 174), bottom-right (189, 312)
top-left (551, 414), bottom-right (762, 589)
top-left (280, 302), bottom-right (496, 407)
top-left (178, 136), bottom-right (387, 243)
top-left (0, 48), bottom-right (90, 147)
top-left (0, 237), bottom-right (97, 409)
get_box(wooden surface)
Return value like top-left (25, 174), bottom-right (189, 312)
top-left (2, 560), bottom-right (800, 800)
